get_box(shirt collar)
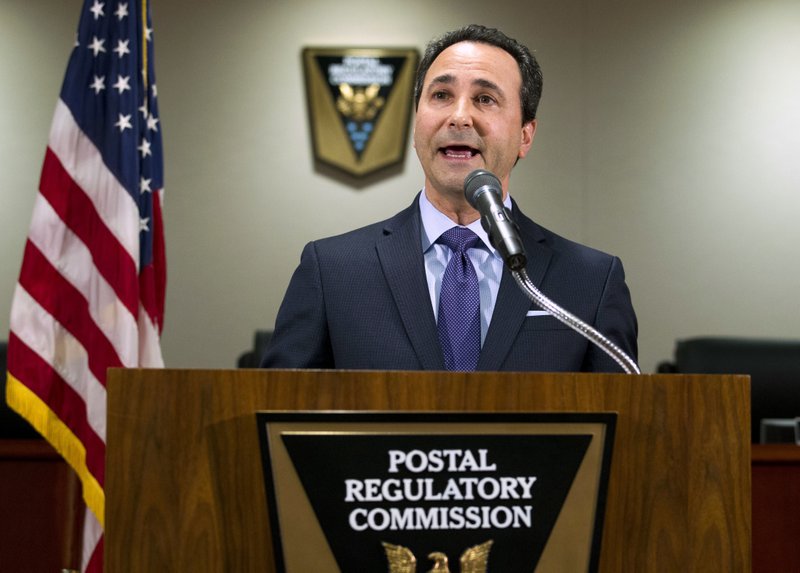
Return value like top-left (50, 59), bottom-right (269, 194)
top-left (418, 188), bottom-right (512, 255)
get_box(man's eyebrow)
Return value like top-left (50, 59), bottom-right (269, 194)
top-left (473, 78), bottom-right (502, 94)
top-left (426, 74), bottom-right (504, 96)
top-left (427, 73), bottom-right (455, 88)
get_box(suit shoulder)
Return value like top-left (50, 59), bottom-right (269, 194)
top-left (311, 199), bottom-right (418, 252)
top-left (549, 228), bottom-right (616, 264)
top-left (517, 210), bottom-right (619, 268)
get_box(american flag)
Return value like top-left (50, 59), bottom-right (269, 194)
top-left (5, 0), bottom-right (165, 570)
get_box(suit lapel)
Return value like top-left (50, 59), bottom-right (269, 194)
top-left (376, 198), bottom-right (445, 370)
top-left (478, 205), bottom-right (553, 371)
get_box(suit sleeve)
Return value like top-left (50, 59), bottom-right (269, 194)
top-left (260, 241), bottom-right (334, 368)
top-left (582, 256), bottom-right (639, 373)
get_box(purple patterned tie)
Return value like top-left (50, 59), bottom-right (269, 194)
top-left (437, 227), bottom-right (481, 371)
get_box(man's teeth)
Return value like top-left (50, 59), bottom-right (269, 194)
top-left (444, 148), bottom-right (475, 158)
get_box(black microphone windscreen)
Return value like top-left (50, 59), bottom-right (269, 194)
top-left (464, 169), bottom-right (502, 207)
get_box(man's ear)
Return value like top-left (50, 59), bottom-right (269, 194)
top-left (518, 119), bottom-right (537, 159)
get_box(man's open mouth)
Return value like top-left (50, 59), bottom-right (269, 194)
top-left (441, 145), bottom-right (480, 159)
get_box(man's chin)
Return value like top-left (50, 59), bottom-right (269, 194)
top-left (427, 180), bottom-right (473, 202)
top-left (442, 164), bottom-right (485, 187)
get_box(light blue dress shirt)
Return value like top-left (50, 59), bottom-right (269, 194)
top-left (419, 190), bottom-right (508, 345)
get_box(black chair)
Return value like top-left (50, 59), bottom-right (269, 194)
top-left (658, 336), bottom-right (800, 443)
top-left (236, 330), bottom-right (273, 368)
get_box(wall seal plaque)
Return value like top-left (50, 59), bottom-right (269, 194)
top-left (303, 47), bottom-right (419, 178)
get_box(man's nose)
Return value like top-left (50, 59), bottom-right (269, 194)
top-left (448, 97), bottom-right (474, 129)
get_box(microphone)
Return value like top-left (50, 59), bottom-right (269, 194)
top-left (464, 170), bottom-right (640, 373)
top-left (464, 169), bottom-right (526, 271)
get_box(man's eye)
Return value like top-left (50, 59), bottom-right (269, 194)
top-left (477, 95), bottom-right (496, 105)
top-left (432, 91), bottom-right (450, 100)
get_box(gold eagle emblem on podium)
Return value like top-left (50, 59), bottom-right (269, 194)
top-left (382, 540), bottom-right (494, 573)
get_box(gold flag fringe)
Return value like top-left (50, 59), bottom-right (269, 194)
top-left (5, 373), bottom-right (105, 527)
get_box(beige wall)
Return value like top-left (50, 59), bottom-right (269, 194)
top-left (2, 0), bottom-right (799, 373)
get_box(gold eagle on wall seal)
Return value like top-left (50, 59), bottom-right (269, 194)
top-left (382, 540), bottom-right (494, 573)
top-left (336, 83), bottom-right (385, 122)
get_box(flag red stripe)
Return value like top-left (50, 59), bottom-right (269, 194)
top-left (18, 240), bottom-right (123, 384)
top-left (39, 147), bottom-right (139, 318)
top-left (139, 189), bottom-right (166, 331)
top-left (7, 332), bottom-right (106, 485)
top-left (85, 536), bottom-right (104, 573)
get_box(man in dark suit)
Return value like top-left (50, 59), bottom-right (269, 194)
top-left (262, 25), bottom-right (637, 372)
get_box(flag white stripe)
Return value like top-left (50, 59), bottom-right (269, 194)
top-left (81, 508), bottom-right (103, 572)
top-left (138, 305), bottom-right (164, 368)
top-left (48, 99), bottom-right (140, 267)
top-left (10, 285), bottom-right (108, 442)
top-left (27, 193), bottom-right (140, 367)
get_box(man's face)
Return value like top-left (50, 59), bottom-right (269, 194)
top-left (414, 41), bottom-right (536, 203)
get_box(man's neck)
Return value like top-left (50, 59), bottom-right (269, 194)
top-left (423, 188), bottom-right (481, 226)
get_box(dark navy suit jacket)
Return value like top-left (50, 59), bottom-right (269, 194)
top-left (261, 195), bottom-right (638, 372)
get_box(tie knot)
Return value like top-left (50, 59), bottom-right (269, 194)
top-left (438, 226), bottom-right (480, 254)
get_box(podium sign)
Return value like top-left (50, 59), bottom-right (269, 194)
top-left (258, 412), bottom-right (616, 572)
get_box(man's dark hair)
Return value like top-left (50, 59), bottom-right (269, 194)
top-left (414, 24), bottom-right (543, 124)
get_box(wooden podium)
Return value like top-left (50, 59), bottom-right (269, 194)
top-left (105, 369), bottom-right (751, 572)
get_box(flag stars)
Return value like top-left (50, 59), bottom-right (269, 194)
top-left (90, 0), bottom-right (105, 20)
top-left (139, 217), bottom-right (150, 232)
top-left (113, 39), bottom-right (130, 58)
top-left (115, 113), bottom-right (132, 133)
top-left (88, 36), bottom-right (106, 57)
top-left (145, 26), bottom-right (153, 42)
top-left (140, 176), bottom-right (152, 193)
top-left (146, 113), bottom-right (159, 132)
top-left (113, 74), bottom-right (131, 94)
top-left (138, 138), bottom-right (152, 158)
top-left (89, 75), bottom-right (106, 94)
top-left (114, 2), bottom-right (129, 20)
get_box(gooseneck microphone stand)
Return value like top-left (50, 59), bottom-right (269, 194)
top-left (511, 268), bottom-right (640, 374)
top-left (464, 168), bottom-right (640, 375)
